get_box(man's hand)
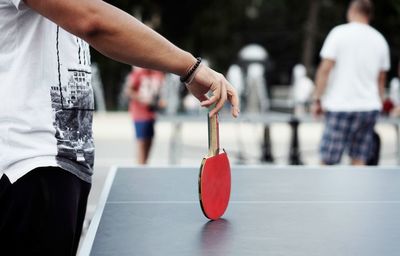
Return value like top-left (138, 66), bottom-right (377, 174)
top-left (311, 99), bottom-right (323, 118)
top-left (185, 65), bottom-right (240, 118)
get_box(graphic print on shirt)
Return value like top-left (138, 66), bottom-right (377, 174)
top-left (50, 26), bottom-right (95, 174)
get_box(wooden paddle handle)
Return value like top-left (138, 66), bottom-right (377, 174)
top-left (208, 112), bottom-right (220, 157)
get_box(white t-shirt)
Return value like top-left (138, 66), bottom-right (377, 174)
top-left (0, 1), bottom-right (94, 183)
top-left (320, 22), bottom-right (390, 112)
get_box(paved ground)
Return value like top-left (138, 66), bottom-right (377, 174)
top-left (80, 112), bottom-right (399, 246)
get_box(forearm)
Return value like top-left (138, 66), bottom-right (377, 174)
top-left (313, 59), bottom-right (334, 99)
top-left (25, 0), bottom-right (196, 76)
top-left (83, 2), bottom-right (196, 76)
top-left (378, 71), bottom-right (387, 102)
top-left (313, 69), bottom-right (329, 99)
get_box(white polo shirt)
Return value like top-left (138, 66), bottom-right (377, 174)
top-left (0, 0), bottom-right (94, 183)
top-left (320, 22), bottom-right (390, 112)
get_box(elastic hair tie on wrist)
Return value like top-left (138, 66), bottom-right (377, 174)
top-left (180, 57), bottom-right (202, 84)
top-left (184, 63), bottom-right (202, 85)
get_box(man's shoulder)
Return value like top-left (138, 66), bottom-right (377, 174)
top-left (366, 26), bottom-right (388, 44)
top-left (330, 23), bottom-right (350, 32)
top-left (332, 23), bottom-right (387, 43)
top-left (326, 24), bottom-right (350, 39)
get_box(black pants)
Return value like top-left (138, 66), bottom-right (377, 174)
top-left (0, 167), bottom-right (91, 256)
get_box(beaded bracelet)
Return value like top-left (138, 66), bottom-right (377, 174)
top-left (180, 57), bottom-right (202, 83)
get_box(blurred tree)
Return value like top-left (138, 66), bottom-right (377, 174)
top-left (92, 0), bottom-right (400, 110)
top-left (302, 0), bottom-right (321, 75)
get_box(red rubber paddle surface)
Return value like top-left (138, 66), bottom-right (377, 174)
top-left (199, 152), bottom-right (231, 220)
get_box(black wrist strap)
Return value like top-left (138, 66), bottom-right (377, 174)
top-left (180, 57), bottom-right (202, 83)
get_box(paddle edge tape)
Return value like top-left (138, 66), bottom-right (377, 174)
top-left (199, 157), bottom-right (208, 218)
top-left (198, 149), bottom-right (231, 220)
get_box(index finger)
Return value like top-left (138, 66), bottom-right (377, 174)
top-left (227, 85), bottom-right (240, 118)
top-left (209, 80), bottom-right (227, 117)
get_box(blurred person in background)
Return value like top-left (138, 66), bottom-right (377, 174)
top-left (311, 0), bottom-right (390, 166)
top-left (0, 0), bottom-right (240, 255)
top-left (291, 64), bottom-right (314, 116)
top-left (388, 61), bottom-right (400, 116)
top-left (126, 67), bottom-right (165, 164)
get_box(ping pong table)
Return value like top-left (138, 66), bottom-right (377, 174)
top-left (80, 166), bottom-right (400, 256)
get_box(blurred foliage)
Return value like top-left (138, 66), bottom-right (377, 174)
top-left (93, 0), bottom-right (400, 110)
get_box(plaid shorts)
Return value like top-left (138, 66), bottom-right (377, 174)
top-left (320, 111), bottom-right (380, 165)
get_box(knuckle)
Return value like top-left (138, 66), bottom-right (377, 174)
top-left (216, 73), bottom-right (224, 81)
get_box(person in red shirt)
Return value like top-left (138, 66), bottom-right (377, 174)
top-left (126, 67), bottom-right (165, 164)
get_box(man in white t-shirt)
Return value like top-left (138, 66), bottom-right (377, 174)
top-left (0, 0), bottom-right (240, 255)
top-left (311, 0), bottom-right (390, 165)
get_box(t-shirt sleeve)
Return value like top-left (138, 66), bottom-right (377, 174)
top-left (320, 28), bottom-right (339, 60)
top-left (9, 0), bottom-right (26, 10)
top-left (380, 40), bottom-right (391, 71)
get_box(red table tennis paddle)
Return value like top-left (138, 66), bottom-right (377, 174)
top-left (198, 109), bottom-right (231, 220)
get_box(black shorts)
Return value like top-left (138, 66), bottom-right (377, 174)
top-left (0, 167), bottom-right (91, 256)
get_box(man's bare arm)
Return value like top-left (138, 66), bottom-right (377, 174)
top-left (378, 71), bottom-right (387, 102)
top-left (24, 0), bottom-right (193, 76)
top-left (313, 59), bottom-right (335, 100)
top-left (24, 0), bottom-right (240, 117)
top-left (310, 59), bottom-right (335, 117)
